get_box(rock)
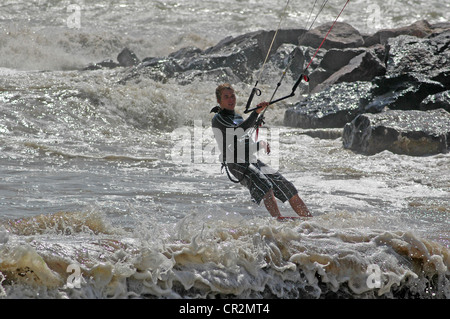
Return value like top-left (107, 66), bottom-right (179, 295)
top-left (364, 20), bottom-right (433, 46)
top-left (385, 32), bottom-right (450, 89)
top-left (308, 48), bottom-right (365, 90)
top-left (117, 47), bottom-right (140, 67)
top-left (268, 44), bottom-right (305, 75)
top-left (83, 48), bottom-right (140, 70)
top-left (83, 59), bottom-right (120, 70)
top-left (312, 50), bottom-right (386, 93)
top-left (284, 81), bottom-right (374, 128)
top-left (420, 90), bottom-right (450, 112)
top-left (121, 29), bottom-right (306, 83)
top-left (123, 57), bottom-right (182, 83)
top-left (342, 109), bottom-right (450, 156)
top-left (430, 22), bottom-right (450, 35)
top-left (168, 46), bottom-right (202, 59)
top-left (364, 73), bottom-right (445, 113)
top-left (319, 48), bottom-right (367, 73)
top-left (308, 67), bottom-right (334, 91)
top-left (197, 29), bottom-right (305, 81)
top-left (354, 31), bottom-right (449, 113)
top-left (303, 46), bottom-right (327, 69)
top-left (299, 22), bottom-right (364, 50)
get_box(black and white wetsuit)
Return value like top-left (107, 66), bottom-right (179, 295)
top-left (211, 107), bottom-right (298, 204)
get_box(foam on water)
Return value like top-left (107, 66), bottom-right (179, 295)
top-left (0, 210), bottom-right (448, 298)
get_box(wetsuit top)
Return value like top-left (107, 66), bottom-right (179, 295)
top-left (211, 107), bottom-right (260, 164)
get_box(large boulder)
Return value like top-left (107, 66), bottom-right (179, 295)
top-left (83, 47), bottom-right (140, 70)
top-left (284, 81), bottom-right (374, 128)
top-left (363, 73), bottom-right (445, 113)
top-left (299, 22), bottom-right (364, 49)
top-left (312, 50), bottom-right (386, 93)
top-left (353, 31), bottom-right (450, 113)
top-left (117, 47), bottom-right (140, 67)
top-left (188, 28), bottom-right (306, 81)
top-left (342, 109), bottom-right (450, 156)
top-left (420, 90), bottom-right (450, 112)
top-left (121, 29), bottom-right (306, 83)
top-left (385, 31), bottom-right (450, 89)
top-left (308, 48), bottom-right (366, 90)
top-left (363, 20), bottom-right (434, 46)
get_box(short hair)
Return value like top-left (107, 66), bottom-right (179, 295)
top-left (215, 83), bottom-right (234, 102)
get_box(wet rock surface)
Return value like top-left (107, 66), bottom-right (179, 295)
top-left (284, 81), bottom-right (374, 129)
top-left (342, 109), bottom-right (450, 156)
top-left (420, 90), bottom-right (450, 113)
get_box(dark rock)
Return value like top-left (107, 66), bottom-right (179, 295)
top-left (420, 90), bottom-right (450, 112)
top-left (191, 39), bottom-right (252, 80)
top-left (308, 48), bottom-right (366, 90)
top-left (268, 44), bottom-right (305, 75)
top-left (430, 22), bottom-right (450, 35)
top-left (303, 46), bottom-right (327, 69)
top-left (342, 109), bottom-right (450, 156)
top-left (299, 22), bottom-right (364, 50)
top-left (385, 32), bottom-right (450, 89)
top-left (364, 20), bottom-right (433, 46)
top-left (83, 48), bottom-right (139, 70)
top-left (308, 67), bottom-right (334, 91)
top-left (284, 81), bottom-right (374, 128)
top-left (353, 31), bottom-right (449, 113)
top-left (198, 29), bottom-right (305, 81)
top-left (121, 29), bottom-right (306, 83)
top-left (364, 73), bottom-right (445, 113)
top-left (168, 46), bottom-right (202, 59)
top-left (319, 48), bottom-right (367, 72)
top-left (313, 50), bottom-right (386, 93)
top-left (117, 47), bottom-right (140, 67)
top-left (83, 59), bottom-right (120, 70)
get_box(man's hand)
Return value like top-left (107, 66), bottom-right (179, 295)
top-left (259, 140), bottom-right (271, 154)
top-left (256, 101), bottom-right (269, 114)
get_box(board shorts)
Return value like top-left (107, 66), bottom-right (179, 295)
top-left (227, 160), bottom-right (298, 205)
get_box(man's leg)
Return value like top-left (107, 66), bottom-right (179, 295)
top-left (289, 194), bottom-right (312, 217)
top-left (263, 189), bottom-right (281, 218)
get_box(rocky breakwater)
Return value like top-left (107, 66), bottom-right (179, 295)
top-left (84, 20), bottom-right (450, 156)
top-left (283, 20), bottom-right (450, 156)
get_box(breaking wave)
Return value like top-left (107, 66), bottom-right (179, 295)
top-left (0, 211), bottom-right (448, 299)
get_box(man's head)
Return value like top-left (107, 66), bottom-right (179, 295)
top-left (216, 83), bottom-right (236, 111)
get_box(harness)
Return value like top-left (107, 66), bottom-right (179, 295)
top-left (210, 106), bottom-right (251, 184)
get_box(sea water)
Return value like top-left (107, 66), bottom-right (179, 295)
top-left (0, 0), bottom-right (449, 299)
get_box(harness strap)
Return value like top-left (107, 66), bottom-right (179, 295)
top-left (221, 162), bottom-right (249, 184)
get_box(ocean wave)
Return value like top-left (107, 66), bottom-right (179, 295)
top-left (0, 211), bottom-right (448, 299)
top-left (1, 211), bottom-right (117, 236)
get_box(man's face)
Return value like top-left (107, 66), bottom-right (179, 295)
top-left (218, 88), bottom-right (236, 111)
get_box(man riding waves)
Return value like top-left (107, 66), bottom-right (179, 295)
top-left (211, 83), bottom-right (311, 218)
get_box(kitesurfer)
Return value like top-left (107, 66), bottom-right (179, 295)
top-left (211, 83), bottom-right (311, 218)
